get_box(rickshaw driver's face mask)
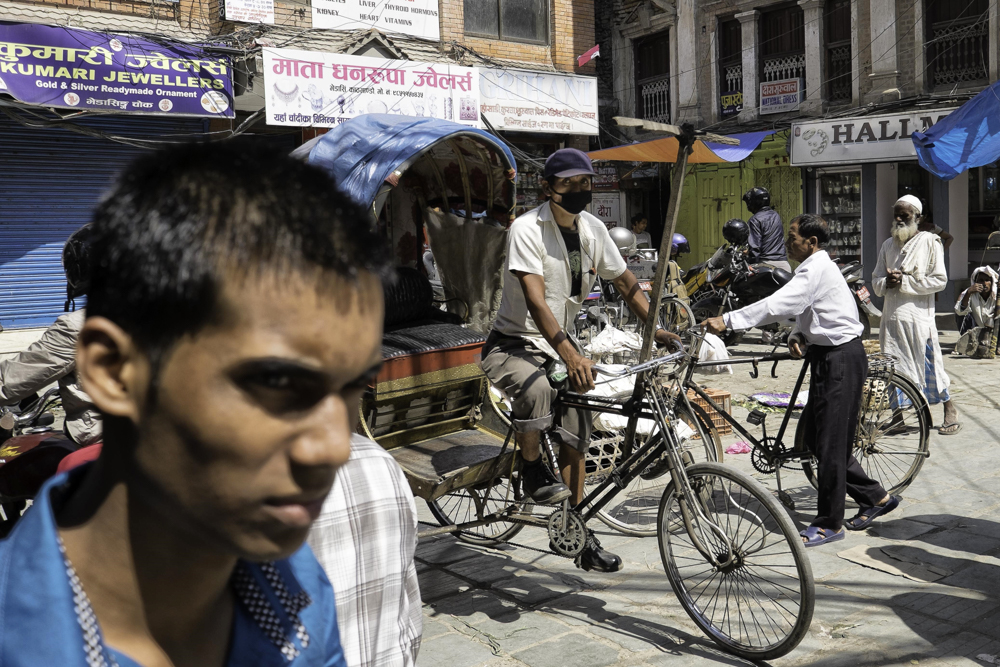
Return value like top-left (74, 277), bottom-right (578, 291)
top-left (548, 176), bottom-right (593, 215)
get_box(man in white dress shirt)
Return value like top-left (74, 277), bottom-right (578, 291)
top-left (705, 214), bottom-right (898, 546)
top-left (873, 195), bottom-right (961, 435)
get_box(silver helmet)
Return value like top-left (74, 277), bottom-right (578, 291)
top-left (609, 227), bottom-right (637, 255)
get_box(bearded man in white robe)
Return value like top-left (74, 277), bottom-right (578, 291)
top-left (873, 195), bottom-right (961, 435)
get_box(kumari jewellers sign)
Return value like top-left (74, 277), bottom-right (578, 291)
top-left (263, 48), bottom-right (479, 128)
top-left (0, 22), bottom-right (234, 117)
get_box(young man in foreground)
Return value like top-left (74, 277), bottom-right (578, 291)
top-left (705, 214), bottom-right (898, 547)
top-left (0, 141), bottom-right (389, 666)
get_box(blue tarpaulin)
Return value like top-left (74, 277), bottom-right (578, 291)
top-left (913, 82), bottom-right (1000, 180)
top-left (300, 114), bottom-right (516, 208)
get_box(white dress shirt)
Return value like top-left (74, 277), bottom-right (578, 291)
top-left (724, 250), bottom-right (863, 346)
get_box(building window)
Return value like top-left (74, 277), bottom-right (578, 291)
top-left (925, 0), bottom-right (988, 89)
top-left (464, 0), bottom-right (548, 44)
top-left (718, 18), bottom-right (743, 117)
top-left (759, 5), bottom-right (805, 95)
top-left (825, 0), bottom-right (852, 103)
top-left (635, 31), bottom-right (670, 123)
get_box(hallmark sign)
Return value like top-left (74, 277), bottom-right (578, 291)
top-left (790, 109), bottom-right (956, 165)
top-left (759, 78), bottom-right (800, 115)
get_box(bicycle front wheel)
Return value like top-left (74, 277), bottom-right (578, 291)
top-left (658, 462), bottom-right (814, 661)
top-left (591, 403), bottom-right (722, 537)
top-left (660, 296), bottom-right (696, 335)
top-left (800, 369), bottom-right (930, 496)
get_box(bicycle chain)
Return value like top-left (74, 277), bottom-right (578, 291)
top-left (419, 508), bottom-right (586, 561)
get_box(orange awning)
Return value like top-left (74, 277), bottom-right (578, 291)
top-left (588, 131), bottom-right (774, 164)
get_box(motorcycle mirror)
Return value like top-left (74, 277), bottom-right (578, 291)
top-left (0, 411), bottom-right (13, 431)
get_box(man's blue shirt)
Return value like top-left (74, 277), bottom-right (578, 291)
top-left (0, 470), bottom-right (346, 667)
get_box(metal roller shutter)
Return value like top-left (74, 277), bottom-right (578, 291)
top-left (0, 115), bottom-right (206, 329)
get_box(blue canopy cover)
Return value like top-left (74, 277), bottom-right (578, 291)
top-left (913, 82), bottom-right (1000, 180)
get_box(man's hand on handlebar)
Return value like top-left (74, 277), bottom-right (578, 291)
top-left (655, 329), bottom-right (683, 352)
top-left (566, 352), bottom-right (597, 393)
top-left (702, 316), bottom-right (728, 335)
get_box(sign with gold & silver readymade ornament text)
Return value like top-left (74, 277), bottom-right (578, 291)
top-left (0, 22), bottom-right (234, 117)
top-left (790, 109), bottom-right (957, 166)
top-left (262, 48), bottom-right (479, 128)
top-left (479, 68), bottom-right (598, 135)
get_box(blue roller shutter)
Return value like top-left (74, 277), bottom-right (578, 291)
top-left (0, 115), bottom-right (206, 329)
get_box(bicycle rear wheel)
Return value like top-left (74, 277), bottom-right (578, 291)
top-left (428, 475), bottom-right (532, 546)
top-left (660, 296), bottom-right (696, 335)
top-left (800, 369), bottom-right (930, 496)
top-left (658, 462), bottom-right (814, 660)
top-left (590, 403), bottom-right (722, 537)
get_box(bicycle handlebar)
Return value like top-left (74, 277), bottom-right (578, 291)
top-left (593, 349), bottom-right (687, 378)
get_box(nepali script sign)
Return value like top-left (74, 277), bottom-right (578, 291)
top-left (759, 78), bottom-right (801, 115)
top-left (0, 22), bottom-right (234, 117)
top-left (479, 68), bottom-right (598, 135)
top-left (312, 0), bottom-right (440, 41)
top-left (263, 48), bottom-right (480, 128)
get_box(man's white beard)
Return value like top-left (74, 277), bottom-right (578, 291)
top-left (892, 221), bottom-right (918, 246)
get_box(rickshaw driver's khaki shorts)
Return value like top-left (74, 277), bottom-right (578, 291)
top-left (481, 331), bottom-right (592, 453)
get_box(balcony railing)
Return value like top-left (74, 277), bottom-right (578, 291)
top-left (929, 17), bottom-right (989, 87)
top-left (826, 42), bottom-right (852, 103)
top-left (762, 52), bottom-right (805, 82)
top-left (722, 63), bottom-right (742, 93)
top-left (638, 75), bottom-right (670, 123)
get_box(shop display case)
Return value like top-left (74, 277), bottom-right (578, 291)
top-left (514, 164), bottom-right (544, 217)
top-left (817, 170), bottom-right (862, 263)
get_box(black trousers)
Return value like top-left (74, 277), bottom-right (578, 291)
top-left (800, 337), bottom-right (886, 530)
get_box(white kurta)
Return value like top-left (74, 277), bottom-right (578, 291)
top-left (872, 232), bottom-right (950, 398)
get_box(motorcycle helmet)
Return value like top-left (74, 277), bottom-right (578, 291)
top-left (723, 218), bottom-right (749, 246)
top-left (62, 224), bottom-right (93, 312)
top-left (609, 226), bottom-right (637, 256)
top-left (742, 187), bottom-right (771, 213)
top-left (671, 233), bottom-right (690, 256)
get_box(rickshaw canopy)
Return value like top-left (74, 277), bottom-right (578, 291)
top-left (295, 114), bottom-right (517, 209)
top-left (587, 130), bottom-right (775, 163)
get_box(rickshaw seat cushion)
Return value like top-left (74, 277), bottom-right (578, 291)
top-left (382, 322), bottom-right (485, 359)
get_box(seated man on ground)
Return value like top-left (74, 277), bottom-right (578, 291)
top-left (0, 141), bottom-right (390, 666)
top-left (482, 148), bottom-right (679, 574)
top-left (955, 265), bottom-right (997, 335)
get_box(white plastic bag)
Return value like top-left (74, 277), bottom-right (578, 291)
top-left (695, 333), bottom-right (733, 374)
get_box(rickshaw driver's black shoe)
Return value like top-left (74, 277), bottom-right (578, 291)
top-left (576, 530), bottom-right (623, 573)
top-left (520, 457), bottom-right (571, 504)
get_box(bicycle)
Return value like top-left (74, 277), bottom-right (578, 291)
top-left (428, 346), bottom-right (815, 661)
top-left (690, 348), bottom-right (931, 509)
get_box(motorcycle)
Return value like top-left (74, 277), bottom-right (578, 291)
top-left (0, 388), bottom-right (78, 536)
top-left (683, 244), bottom-right (734, 304)
top-left (837, 259), bottom-right (880, 340)
top-left (690, 244), bottom-right (794, 346)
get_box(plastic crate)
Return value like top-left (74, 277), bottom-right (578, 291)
top-left (686, 388), bottom-right (733, 435)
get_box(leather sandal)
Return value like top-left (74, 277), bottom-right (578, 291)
top-left (800, 525), bottom-right (845, 547)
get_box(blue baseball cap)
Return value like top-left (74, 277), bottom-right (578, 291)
top-left (542, 148), bottom-right (597, 182)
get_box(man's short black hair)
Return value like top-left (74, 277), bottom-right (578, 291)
top-left (791, 213), bottom-right (831, 246)
top-left (88, 140), bottom-right (390, 362)
top-left (631, 213), bottom-right (647, 226)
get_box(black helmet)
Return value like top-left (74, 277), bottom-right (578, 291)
top-left (63, 224), bottom-right (93, 311)
top-left (742, 187), bottom-right (771, 213)
top-left (723, 218), bottom-right (749, 246)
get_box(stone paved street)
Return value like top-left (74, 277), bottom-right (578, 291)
top-left (414, 331), bottom-right (1000, 667)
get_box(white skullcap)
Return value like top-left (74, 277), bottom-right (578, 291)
top-left (895, 194), bottom-right (923, 214)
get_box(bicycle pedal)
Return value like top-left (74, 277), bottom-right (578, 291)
top-left (778, 490), bottom-right (795, 510)
top-left (747, 409), bottom-right (767, 426)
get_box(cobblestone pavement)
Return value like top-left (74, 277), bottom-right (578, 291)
top-left (414, 331), bottom-right (1000, 667)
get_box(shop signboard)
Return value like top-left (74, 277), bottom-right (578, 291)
top-left (759, 78), bottom-right (801, 115)
top-left (263, 48), bottom-right (480, 128)
top-left (312, 0), bottom-right (440, 41)
top-left (0, 22), bottom-right (234, 117)
top-left (593, 164), bottom-right (619, 191)
top-left (790, 108), bottom-right (957, 166)
top-left (590, 193), bottom-right (621, 229)
top-left (720, 90), bottom-right (742, 116)
top-left (224, 0), bottom-right (274, 24)
top-left (479, 68), bottom-right (598, 135)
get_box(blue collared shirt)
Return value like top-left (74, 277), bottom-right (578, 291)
top-left (0, 470), bottom-right (346, 667)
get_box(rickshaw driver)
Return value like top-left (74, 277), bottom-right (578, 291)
top-left (482, 148), bottom-right (680, 573)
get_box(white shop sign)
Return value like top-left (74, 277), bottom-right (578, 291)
top-left (759, 78), bottom-right (801, 115)
top-left (312, 0), bottom-right (440, 41)
top-left (224, 0), bottom-right (274, 23)
top-left (263, 48), bottom-right (479, 128)
top-left (790, 108), bottom-right (956, 166)
top-left (479, 68), bottom-right (598, 135)
top-left (589, 193), bottom-right (622, 229)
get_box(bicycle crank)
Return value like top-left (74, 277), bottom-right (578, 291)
top-left (547, 509), bottom-right (588, 557)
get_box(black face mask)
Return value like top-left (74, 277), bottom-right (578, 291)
top-left (552, 189), bottom-right (592, 215)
